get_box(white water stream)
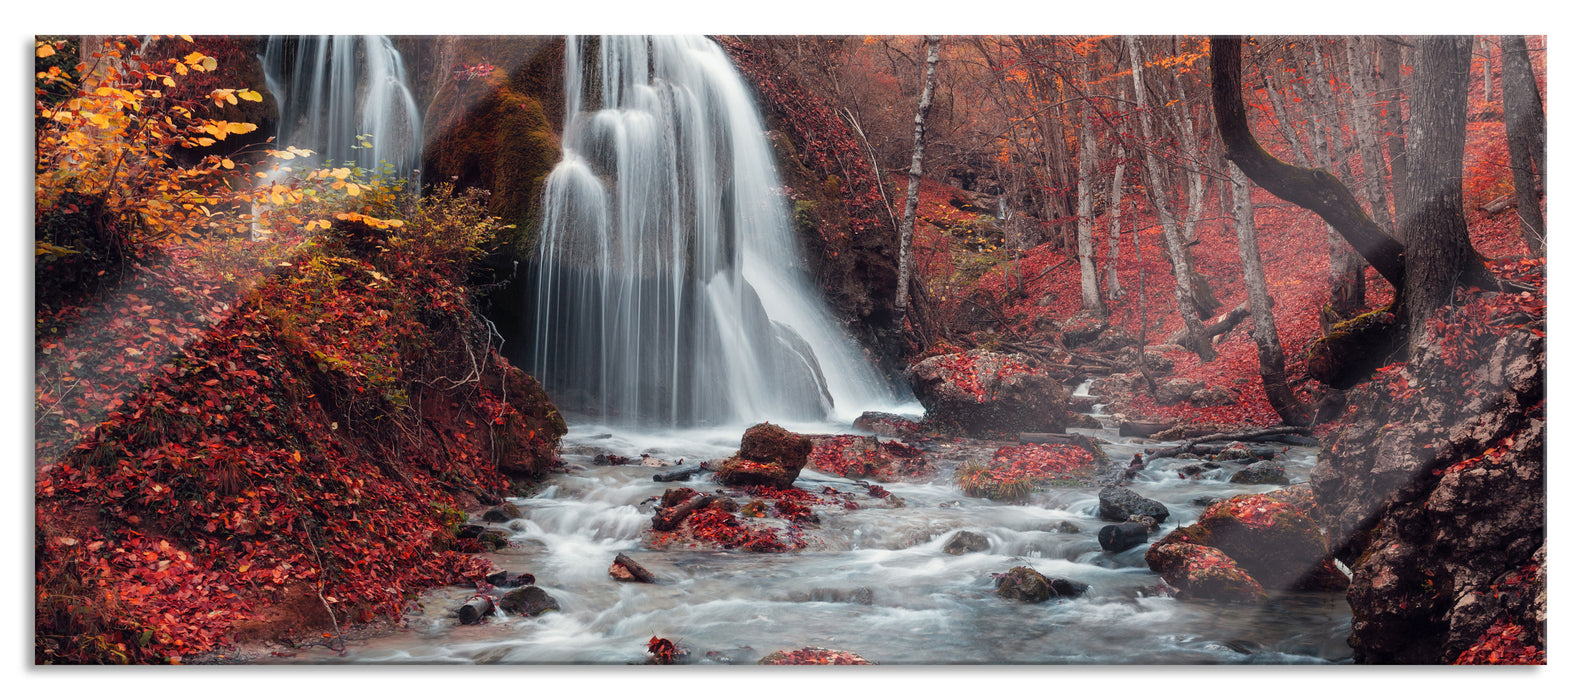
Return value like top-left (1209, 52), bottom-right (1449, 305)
top-left (275, 389), bottom-right (1351, 665)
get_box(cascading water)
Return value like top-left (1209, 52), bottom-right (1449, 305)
top-left (527, 36), bottom-right (897, 428)
top-left (260, 35), bottom-right (424, 183)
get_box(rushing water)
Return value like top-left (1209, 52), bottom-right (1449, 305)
top-left (260, 35), bottom-right (424, 182)
top-left (526, 36), bottom-right (896, 428)
top-left (274, 388), bottom-right (1352, 665)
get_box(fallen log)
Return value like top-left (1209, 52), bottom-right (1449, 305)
top-left (1141, 426), bottom-right (1310, 465)
top-left (457, 596), bottom-right (495, 624)
top-left (1118, 420), bottom-right (1174, 438)
top-left (1098, 522), bottom-right (1152, 552)
top-left (651, 494), bottom-right (713, 531)
top-left (611, 552), bottom-right (658, 583)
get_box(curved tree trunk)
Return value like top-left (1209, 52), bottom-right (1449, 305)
top-left (1209, 36), bottom-right (1406, 291)
top-left (1076, 99), bottom-right (1105, 316)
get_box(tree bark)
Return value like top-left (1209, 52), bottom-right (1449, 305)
top-left (1104, 142), bottom-right (1128, 301)
top-left (1377, 37), bottom-right (1408, 168)
top-left (1230, 162), bottom-right (1312, 426)
top-left (1127, 35), bottom-right (1215, 362)
top-left (1501, 35), bottom-right (1546, 255)
top-left (1344, 35), bottom-right (1397, 235)
top-left (1397, 36), bottom-right (1489, 342)
top-left (1209, 36), bottom-right (1406, 291)
top-left (1299, 39), bottom-right (1367, 320)
top-left (1076, 99), bottom-right (1105, 315)
top-left (894, 36), bottom-right (941, 318)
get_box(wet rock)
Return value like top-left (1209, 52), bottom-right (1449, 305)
top-left (1068, 396), bottom-right (1100, 413)
top-left (1118, 420), bottom-right (1173, 438)
top-left (1214, 447), bottom-right (1257, 461)
top-left (653, 466), bottom-right (704, 482)
top-left (738, 422), bottom-right (814, 469)
top-left (1152, 494), bottom-right (1346, 592)
top-left (1191, 495), bottom-right (1226, 508)
top-left (593, 453), bottom-right (634, 465)
top-left (942, 530), bottom-right (991, 555)
top-left (1052, 520), bottom-right (1081, 534)
top-left (1069, 413), bottom-right (1102, 429)
top-left (1089, 327), bottom-right (1138, 353)
top-left (457, 596), bottom-right (495, 624)
top-left (1145, 543), bottom-right (1266, 603)
top-left (457, 524), bottom-right (514, 551)
top-left (609, 552), bottom-right (657, 583)
top-left (498, 586), bottom-right (560, 617)
top-left (1229, 460), bottom-right (1289, 485)
top-left (904, 350), bottom-right (1069, 438)
top-left (994, 566), bottom-right (1088, 602)
top-left (640, 455), bottom-right (666, 468)
top-left (758, 647), bottom-right (872, 665)
top-left (481, 502), bottom-right (521, 523)
top-left (1156, 379), bottom-right (1203, 406)
top-left (1098, 484), bottom-right (1169, 523)
top-left (484, 570), bottom-right (535, 588)
top-left (1177, 462), bottom-right (1222, 480)
top-left (1060, 311), bottom-right (1109, 347)
top-left (714, 456), bottom-right (801, 490)
top-left (1098, 521), bottom-right (1151, 552)
top-left (852, 411), bottom-right (923, 438)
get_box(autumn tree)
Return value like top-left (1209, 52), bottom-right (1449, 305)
top-left (1230, 161), bottom-right (1311, 425)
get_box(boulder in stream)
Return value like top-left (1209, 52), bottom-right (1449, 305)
top-left (1098, 484), bottom-right (1169, 523)
top-left (481, 502), bottom-right (521, 523)
top-left (904, 350), bottom-right (1068, 438)
top-left (942, 530), bottom-right (991, 555)
top-left (1150, 493), bottom-right (1346, 592)
top-left (1229, 460), bottom-right (1290, 485)
top-left (758, 647), bottom-right (873, 665)
top-left (994, 565), bottom-right (1089, 603)
top-left (1145, 543), bottom-right (1266, 603)
top-left (716, 423), bottom-right (813, 489)
top-left (498, 586), bottom-right (560, 617)
top-left (852, 411), bottom-right (923, 438)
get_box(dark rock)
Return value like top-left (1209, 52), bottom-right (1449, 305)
top-left (1068, 396), bottom-right (1100, 413)
top-left (904, 350), bottom-right (1069, 438)
top-left (1099, 521), bottom-right (1151, 552)
top-left (1156, 379), bottom-right (1203, 406)
top-left (853, 411), bottom-right (923, 438)
top-left (610, 552), bottom-right (657, 583)
top-left (1098, 484), bottom-right (1169, 523)
top-left (1310, 324), bottom-right (1544, 663)
top-left (1151, 494), bottom-right (1346, 592)
top-left (1191, 495), bottom-right (1226, 508)
top-left (994, 566), bottom-right (1088, 602)
top-left (1069, 413), bottom-right (1102, 429)
top-left (1060, 311), bottom-right (1109, 347)
top-left (942, 530), bottom-right (991, 555)
top-left (498, 586), bottom-right (560, 617)
top-left (653, 466), bottom-right (703, 482)
top-left (1145, 543), bottom-right (1266, 603)
top-left (738, 422), bottom-right (814, 469)
top-left (1052, 520), bottom-right (1081, 534)
top-left (1189, 386), bottom-right (1236, 407)
top-left (457, 525), bottom-right (514, 551)
top-left (457, 596), bottom-right (495, 624)
top-left (714, 456), bottom-right (801, 490)
top-left (1177, 462), bottom-right (1222, 480)
top-left (1118, 420), bottom-right (1173, 438)
top-left (481, 502), bottom-right (521, 523)
top-left (485, 570), bottom-right (535, 588)
top-left (1229, 460), bottom-right (1289, 485)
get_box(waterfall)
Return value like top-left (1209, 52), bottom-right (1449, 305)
top-left (527, 35), bottom-right (895, 427)
top-left (261, 35), bottom-right (423, 183)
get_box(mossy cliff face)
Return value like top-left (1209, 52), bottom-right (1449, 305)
top-left (417, 36), bottom-right (565, 257)
top-left (717, 37), bottom-right (905, 373)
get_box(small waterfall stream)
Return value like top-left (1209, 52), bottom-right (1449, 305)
top-left (261, 35), bottom-right (424, 182)
top-left (526, 36), bottom-right (896, 428)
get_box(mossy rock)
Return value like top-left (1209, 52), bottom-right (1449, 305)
top-left (1307, 308), bottom-right (1399, 388)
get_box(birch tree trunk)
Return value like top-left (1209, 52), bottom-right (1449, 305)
top-left (1230, 163), bottom-right (1311, 425)
top-left (1377, 37), bottom-right (1408, 168)
top-left (1501, 35), bottom-right (1546, 255)
top-left (1104, 142), bottom-right (1128, 301)
top-left (1076, 99), bottom-right (1104, 315)
top-left (1126, 35), bottom-right (1215, 362)
top-left (1343, 35), bottom-right (1397, 235)
top-left (1301, 40), bottom-right (1367, 322)
top-left (894, 36), bottom-right (941, 318)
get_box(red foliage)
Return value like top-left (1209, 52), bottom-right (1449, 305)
top-left (807, 435), bottom-right (932, 482)
top-left (646, 635), bottom-right (679, 664)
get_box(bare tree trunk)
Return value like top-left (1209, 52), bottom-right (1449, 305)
top-left (894, 36), bottom-right (941, 319)
top-left (1398, 36), bottom-right (1489, 342)
top-left (1076, 100), bottom-right (1105, 315)
top-left (1343, 36), bottom-right (1397, 235)
top-left (1127, 35), bottom-right (1215, 362)
top-left (1501, 35), bottom-right (1546, 255)
top-left (1300, 40), bottom-right (1367, 321)
top-left (1230, 162), bottom-right (1311, 425)
top-left (1260, 69), bottom-right (1311, 167)
top-left (1104, 142), bottom-right (1128, 301)
top-left (1378, 37), bottom-right (1408, 168)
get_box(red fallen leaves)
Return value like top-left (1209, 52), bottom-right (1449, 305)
top-left (648, 503), bottom-right (797, 553)
top-left (958, 444), bottom-right (1097, 501)
top-left (759, 647), bottom-right (872, 665)
top-left (1454, 616), bottom-right (1545, 665)
top-left (647, 635), bottom-right (679, 664)
top-left (807, 435), bottom-right (932, 482)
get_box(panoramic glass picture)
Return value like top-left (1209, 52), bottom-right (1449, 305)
top-left (33, 34), bottom-right (1545, 666)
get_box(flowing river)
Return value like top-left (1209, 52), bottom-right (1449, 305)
top-left (270, 390), bottom-right (1352, 665)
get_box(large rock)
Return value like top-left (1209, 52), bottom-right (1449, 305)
top-left (1097, 485), bottom-right (1169, 523)
top-left (942, 530), bottom-right (990, 555)
top-left (498, 586), bottom-right (560, 617)
top-left (1310, 318), bottom-right (1545, 664)
top-left (1145, 543), bottom-right (1266, 603)
top-left (715, 423), bottom-right (813, 489)
top-left (994, 566), bottom-right (1088, 603)
top-left (905, 351), bottom-right (1068, 438)
top-left (1229, 460), bottom-right (1290, 485)
top-left (1151, 493), bottom-right (1346, 592)
top-left (1155, 379), bottom-right (1203, 406)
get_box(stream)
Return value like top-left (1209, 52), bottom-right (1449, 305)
top-left (271, 388), bottom-right (1352, 665)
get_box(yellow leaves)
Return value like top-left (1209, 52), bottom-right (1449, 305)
top-left (334, 212), bottom-right (404, 229)
top-left (265, 146), bottom-right (315, 161)
top-left (220, 158), bottom-right (234, 170)
top-left (35, 41), bottom-right (56, 58)
top-left (182, 51), bottom-right (217, 72)
top-left (238, 89), bottom-right (263, 102)
top-left (197, 120), bottom-right (258, 141)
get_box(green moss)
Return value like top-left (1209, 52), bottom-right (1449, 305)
top-left (1307, 307), bottom-right (1399, 388)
